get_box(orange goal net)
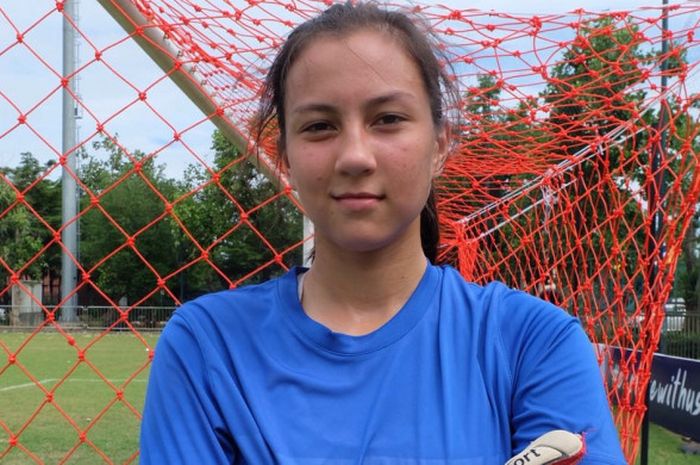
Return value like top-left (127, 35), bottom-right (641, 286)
top-left (0, 1), bottom-right (698, 463)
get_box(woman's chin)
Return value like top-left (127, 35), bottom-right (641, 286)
top-left (317, 231), bottom-right (418, 258)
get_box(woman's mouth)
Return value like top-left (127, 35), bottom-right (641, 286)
top-left (332, 192), bottom-right (384, 211)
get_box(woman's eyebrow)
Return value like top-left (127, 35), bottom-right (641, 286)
top-left (291, 102), bottom-right (336, 115)
top-left (364, 91), bottom-right (416, 109)
top-left (291, 91), bottom-right (417, 115)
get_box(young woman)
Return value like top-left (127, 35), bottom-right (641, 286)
top-left (140, 3), bottom-right (626, 464)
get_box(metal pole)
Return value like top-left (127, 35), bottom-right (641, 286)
top-left (60, 0), bottom-right (79, 323)
top-left (641, 1), bottom-right (668, 463)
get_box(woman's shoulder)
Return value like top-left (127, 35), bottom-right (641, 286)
top-left (436, 264), bottom-right (579, 340)
top-left (168, 267), bottom-right (301, 332)
top-left (437, 265), bottom-right (593, 393)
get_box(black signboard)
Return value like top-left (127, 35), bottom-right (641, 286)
top-left (647, 353), bottom-right (700, 441)
top-left (603, 346), bottom-right (700, 441)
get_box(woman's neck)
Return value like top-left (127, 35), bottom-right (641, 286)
top-left (300, 232), bottom-right (429, 336)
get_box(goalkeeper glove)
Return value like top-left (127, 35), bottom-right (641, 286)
top-left (505, 430), bottom-right (585, 465)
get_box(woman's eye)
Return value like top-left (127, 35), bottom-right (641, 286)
top-left (303, 122), bottom-right (334, 133)
top-left (376, 114), bottom-right (405, 126)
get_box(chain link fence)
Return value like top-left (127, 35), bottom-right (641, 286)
top-left (0, 306), bottom-right (175, 331)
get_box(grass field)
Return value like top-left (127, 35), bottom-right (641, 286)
top-left (1, 331), bottom-right (158, 465)
top-left (2, 331), bottom-right (699, 464)
top-left (637, 423), bottom-right (700, 465)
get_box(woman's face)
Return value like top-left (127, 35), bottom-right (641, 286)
top-left (283, 28), bottom-right (447, 256)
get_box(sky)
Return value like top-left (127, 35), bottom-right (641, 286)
top-left (0, 1), bottom-right (697, 181)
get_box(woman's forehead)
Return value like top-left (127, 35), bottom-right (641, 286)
top-left (284, 29), bottom-right (425, 108)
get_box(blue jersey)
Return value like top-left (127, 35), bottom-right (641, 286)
top-left (140, 265), bottom-right (625, 464)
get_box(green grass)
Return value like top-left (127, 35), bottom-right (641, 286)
top-left (635, 422), bottom-right (700, 465)
top-left (2, 331), bottom-right (699, 464)
top-left (1, 330), bottom-right (158, 465)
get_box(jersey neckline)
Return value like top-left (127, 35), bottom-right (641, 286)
top-left (277, 265), bottom-right (441, 356)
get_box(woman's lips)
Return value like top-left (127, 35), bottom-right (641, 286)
top-left (332, 192), bottom-right (384, 211)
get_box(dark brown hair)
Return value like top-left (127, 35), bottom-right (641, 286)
top-left (257, 2), bottom-right (457, 263)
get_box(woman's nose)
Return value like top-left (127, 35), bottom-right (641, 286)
top-left (334, 126), bottom-right (377, 177)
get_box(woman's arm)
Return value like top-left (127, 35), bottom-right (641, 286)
top-left (500, 291), bottom-right (626, 465)
top-left (140, 312), bottom-right (236, 464)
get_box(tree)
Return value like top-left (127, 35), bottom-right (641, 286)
top-left (448, 74), bottom-right (556, 288)
top-left (0, 181), bottom-right (45, 282)
top-left (538, 14), bottom-right (699, 323)
top-left (540, 16), bottom-right (657, 313)
top-left (176, 130), bottom-right (302, 297)
top-left (77, 131), bottom-right (302, 306)
top-left (0, 153), bottom-right (61, 286)
top-left (78, 138), bottom-right (180, 306)
top-left (670, 98), bottom-right (700, 313)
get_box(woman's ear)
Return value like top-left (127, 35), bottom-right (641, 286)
top-left (279, 138), bottom-right (296, 190)
top-left (286, 165), bottom-right (297, 191)
top-left (432, 125), bottom-right (449, 177)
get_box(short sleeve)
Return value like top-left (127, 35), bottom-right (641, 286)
top-left (140, 312), bottom-right (236, 464)
top-left (501, 292), bottom-right (626, 465)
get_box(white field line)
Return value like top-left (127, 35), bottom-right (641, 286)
top-left (0, 379), bottom-right (55, 392)
top-left (0, 377), bottom-right (147, 392)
